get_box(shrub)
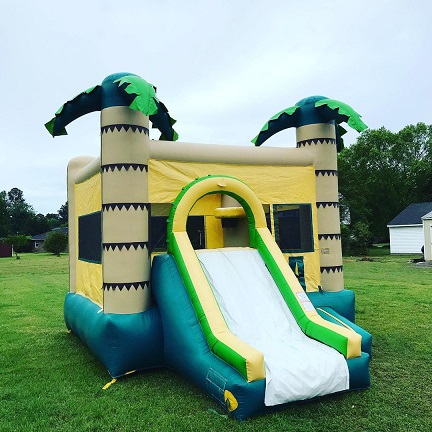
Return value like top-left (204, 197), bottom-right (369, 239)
top-left (44, 231), bottom-right (68, 256)
top-left (341, 222), bottom-right (373, 256)
top-left (4, 234), bottom-right (32, 253)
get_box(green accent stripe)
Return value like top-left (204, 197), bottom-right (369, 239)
top-left (170, 233), bottom-right (249, 380)
top-left (255, 230), bottom-right (349, 357)
top-left (167, 175), bottom-right (258, 252)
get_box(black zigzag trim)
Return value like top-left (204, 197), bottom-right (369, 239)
top-left (103, 242), bottom-right (148, 251)
top-left (316, 202), bottom-right (339, 208)
top-left (101, 163), bottom-right (148, 173)
top-left (296, 138), bottom-right (337, 148)
top-left (102, 203), bottom-right (149, 211)
top-left (318, 233), bottom-right (341, 240)
top-left (320, 265), bottom-right (343, 273)
top-left (315, 169), bottom-right (338, 177)
top-left (103, 280), bottom-right (149, 291)
top-left (101, 124), bottom-right (149, 135)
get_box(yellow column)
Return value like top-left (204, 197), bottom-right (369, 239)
top-left (220, 195), bottom-right (249, 247)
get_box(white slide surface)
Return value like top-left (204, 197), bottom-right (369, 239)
top-left (196, 248), bottom-right (349, 406)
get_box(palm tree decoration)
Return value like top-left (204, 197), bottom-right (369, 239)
top-left (46, 72), bottom-right (178, 314)
top-left (252, 96), bottom-right (367, 292)
top-left (45, 72), bottom-right (178, 140)
top-left (252, 95), bottom-right (366, 150)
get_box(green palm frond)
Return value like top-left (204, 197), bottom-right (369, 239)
top-left (315, 99), bottom-right (368, 132)
top-left (45, 85), bottom-right (102, 136)
top-left (46, 73), bottom-right (178, 140)
top-left (84, 85), bottom-right (98, 94)
top-left (114, 75), bottom-right (159, 116)
top-left (44, 117), bottom-right (63, 136)
top-left (251, 105), bottom-right (299, 145)
top-left (269, 105), bottom-right (299, 121)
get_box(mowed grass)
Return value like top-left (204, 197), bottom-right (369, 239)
top-left (0, 252), bottom-right (431, 431)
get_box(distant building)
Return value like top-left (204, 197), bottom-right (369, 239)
top-left (31, 227), bottom-right (68, 252)
top-left (0, 242), bottom-right (13, 258)
top-left (421, 211), bottom-right (432, 261)
top-left (387, 202), bottom-right (432, 254)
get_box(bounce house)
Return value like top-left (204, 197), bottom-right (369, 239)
top-left (46, 72), bottom-right (371, 420)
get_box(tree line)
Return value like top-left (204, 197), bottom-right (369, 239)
top-left (1, 122), bottom-right (430, 255)
top-left (338, 122), bottom-right (432, 254)
top-left (0, 188), bottom-right (67, 252)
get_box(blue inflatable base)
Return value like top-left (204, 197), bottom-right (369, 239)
top-left (151, 254), bottom-right (371, 421)
top-left (307, 290), bottom-right (372, 357)
top-left (63, 257), bottom-right (371, 420)
top-left (307, 289), bottom-right (356, 322)
top-left (64, 292), bottom-right (164, 377)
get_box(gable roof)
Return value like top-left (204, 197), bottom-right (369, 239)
top-left (31, 227), bottom-right (68, 241)
top-left (387, 202), bottom-right (432, 227)
top-left (32, 233), bottom-right (48, 241)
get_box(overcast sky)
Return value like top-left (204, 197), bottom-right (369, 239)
top-left (1, 1), bottom-right (431, 215)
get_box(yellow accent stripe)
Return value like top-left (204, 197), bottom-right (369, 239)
top-left (316, 307), bottom-right (354, 331)
top-left (174, 232), bottom-right (265, 381)
top-left (310, 314), bottom-right (361, 358)
top-left (169, 177), bottom-right (268, 381)
top-left (256, 227), bottom-right (362, 359)
top-left (214, 207), bottom-right (246, 219)
top-left (171, 176), bottom-right (267, 233)
top-left (224, 390), bottom-right (239, 412)
top-left (102, 378), bottom-right (117, 390)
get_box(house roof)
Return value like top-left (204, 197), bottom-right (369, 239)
top-left (31, 227), bottom-right (68, 241)
top-left (32, 233), bottom-right (48, 241)
top-left (387, 202), bottom-right (432, 227)
top-left (422, 210), bottom-right (432, 220)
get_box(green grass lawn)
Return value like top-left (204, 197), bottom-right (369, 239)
top-left (0, 252), bottom-right (431, 431)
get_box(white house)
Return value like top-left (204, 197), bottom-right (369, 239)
top-left (387, 202), bottom-right (432, 254)
top-left (421, 211), bottom-right (432, 261)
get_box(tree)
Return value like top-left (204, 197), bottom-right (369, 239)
top-left (0, 191), bottom-right (10, 238)
top-left (341, 222), bottom-right (373, 256)
top-left (0, 190), bottom-right (69, 238)
top-left (45, 213), bottom-right (61, 230)
top-left (5, 234), bottom-right (32, 253)
top-left (338, 123), bottom-right (432, 240)
top-left (5, 188), bottom-right (38, 235)
top-left (58, 202), bottom-right (68, 225)
top-left (43, 231), bottom-right (68, 256)
top-left (26, 213), bottom-right (51, 235)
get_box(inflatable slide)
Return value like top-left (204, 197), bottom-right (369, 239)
top-left (151, 175), bottom-right (370, 419)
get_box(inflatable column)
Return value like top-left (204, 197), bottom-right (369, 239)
top-left (45, 72), bottom-right (177, 312)
top-left (101, 107), bottom-right (150, 313)
top-left (296, 123), bottom-right (343, 292)
top-left (252, 95), bottom-right (367, 292)
top-left (217, 195), bottom-right (249, 247)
